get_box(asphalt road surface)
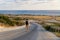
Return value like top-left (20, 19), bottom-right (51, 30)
top-left (0, 22), bottom-right (60, 40)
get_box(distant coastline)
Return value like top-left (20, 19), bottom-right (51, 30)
top-left (0, 10), bottom-right (60, 16)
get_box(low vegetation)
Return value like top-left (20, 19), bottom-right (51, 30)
top-left (38, 21), bottom-right (60, 37)
top-left (0, 15), bottom-right (25, 27)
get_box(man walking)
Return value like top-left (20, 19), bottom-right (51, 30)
top-left (25, 19), bottom-right (29, 32)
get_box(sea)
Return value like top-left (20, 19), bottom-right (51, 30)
top-left (0, 10), bottom-right (60, 16)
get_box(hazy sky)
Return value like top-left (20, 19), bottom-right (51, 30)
top-left (0, 0), bottom-right (60, 10)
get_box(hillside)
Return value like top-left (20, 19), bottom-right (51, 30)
top-left (0, 14), bottom-right (25, 27)
top-left (0, 14), bottom-right (60, 27)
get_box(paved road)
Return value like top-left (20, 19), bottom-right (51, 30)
top-left (0, 22), bottom-right (60, 40)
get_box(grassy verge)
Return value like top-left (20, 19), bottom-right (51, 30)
top-left (0, 15), bottom-right (25, 27)
top-left (38, 21), bottom-right (60, 37)
top-left (54, 32), bottom-right (60, 37)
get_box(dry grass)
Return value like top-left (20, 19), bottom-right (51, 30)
top-left (56, 17), bottom-right (60, 21)
top-left (54, 32), bottom-right (60, 37)
top-left (0, 14), bottom-right (60, 27)
top-left (17, 15), bottom-right (52, 20)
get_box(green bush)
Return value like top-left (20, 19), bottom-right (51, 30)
top-left (15, 21), bottom-right (25, 26)
top-left (0, 15), bottom-right (15, 26)
top-left (43, 25), bottom-right (51, 30)
top-left (0, 19), bottom-right (6, 23)
top-left (0, 15), bottom-right (25, 27)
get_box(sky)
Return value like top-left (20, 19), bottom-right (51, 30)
top-left (0, 0), bottom-right (60, 10)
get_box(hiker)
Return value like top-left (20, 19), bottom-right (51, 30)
top-left (25, 19), bottom-right (29, 32)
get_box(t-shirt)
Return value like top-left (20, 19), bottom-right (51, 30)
top-left (26, 20), bottom-right (28, 25)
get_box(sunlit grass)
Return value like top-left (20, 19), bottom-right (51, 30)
top-left (38, 21), bottom-right (60, 37)
top-left (54, 32), bottom-right (60, 37)
top-left (0, 15), bottom-right (25, 27)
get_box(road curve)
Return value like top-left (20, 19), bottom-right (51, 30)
top-left (0, 22), bottom-right (60, 40)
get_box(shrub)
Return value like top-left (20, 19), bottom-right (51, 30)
top-left (0, 15), bottom-right (15, 26)
top-left (43, 25), bottom-right (51, 30)
top-left (0, 15), bottom-right (25, 27)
